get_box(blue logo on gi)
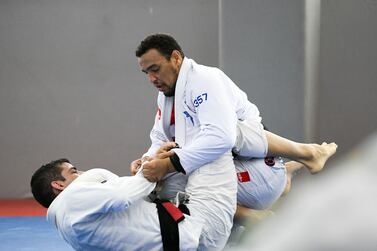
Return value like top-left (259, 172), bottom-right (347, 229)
top-left (183, 111), bottom-right (194, 125)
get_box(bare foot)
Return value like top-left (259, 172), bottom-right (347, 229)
top-left (300, 142), bottom-right (338, 174)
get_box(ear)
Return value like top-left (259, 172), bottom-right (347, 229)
top-left (171, 50), bottom-right (183, 67)
top-left (51, 180), bottom-right (66, 192)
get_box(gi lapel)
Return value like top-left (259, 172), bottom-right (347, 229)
top-left (174, 58), bottom-right (192, 147)
top-left (159, 93), bottom-right (174, 141)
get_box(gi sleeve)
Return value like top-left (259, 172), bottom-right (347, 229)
top-left (68, 168), bottom-right (156, 216)
top-left (172, 69), bottom-right (237, 174)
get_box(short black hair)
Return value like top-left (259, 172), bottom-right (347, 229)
top-left (30, 158), bottom-right (69, 208)
top-left (135, 33), bottom-right (184, 59)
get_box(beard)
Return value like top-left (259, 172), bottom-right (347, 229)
top-left (163, 85), bottom-right (176, 97)
top-left (162, 68), bottom-right (178, 97)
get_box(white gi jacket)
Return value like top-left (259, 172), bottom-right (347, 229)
top-left (47, 169), bottom-right (202, 251)
top-left (144, 57), bottom-right (262, 174)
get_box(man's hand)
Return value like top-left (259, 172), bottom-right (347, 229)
top-left (130, 156), bottom-right (153, 176)
top-left (155, 150), bottom-right (175, 159)
top-left (143, 158), bottom-right (176, 182)
top-left (154, 141), bottom-right (177, 159)
top-left (130, 159), bottom-right (141, 176)
top-left (155, 142), bottom-right (178, 155)
top-left (133, 142), bottom-right (177, 178)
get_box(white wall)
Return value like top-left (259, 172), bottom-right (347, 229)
top-left (1, 0), bottom-right (376, 198)
top-left (317, 0), bottom-right (377, 154)
top-left (0, 0), bottom-right (219, 198)
top-left (220, 0), bottom-right (305, 141)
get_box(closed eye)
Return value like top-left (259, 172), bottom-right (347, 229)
top-left (143, 64), bottom-right (160, 74)
top-left (149, 66), bottom-right (160, 73)
top-left (70, 167), bottom-right (79, 173)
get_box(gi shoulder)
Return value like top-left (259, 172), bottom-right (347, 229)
top-left (190, 60), bottom-right (223, 83)
top-left (77, 168), bottom-right (119, 183)
top-left (187, 61), bottom-right (224, 95)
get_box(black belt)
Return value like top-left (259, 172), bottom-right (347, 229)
top-left (155, 199), bottom-right (190, 251)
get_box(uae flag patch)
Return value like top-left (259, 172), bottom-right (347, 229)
top-left (237, 171), bottom-right (251, 183)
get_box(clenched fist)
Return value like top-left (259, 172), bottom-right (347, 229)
top-left (142, 158), bottom-right (176, 182)
top-left (130, 156), bottom-right (153, 175)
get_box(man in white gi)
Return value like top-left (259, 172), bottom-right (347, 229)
top-left (146, 143), bottom-right (306, 212)
top-left (30, 158), bottom-right (204, 251)
top-left (132, 34), bottom-right (337, 248)
top-left (134, 33), bottom-right (337, 181)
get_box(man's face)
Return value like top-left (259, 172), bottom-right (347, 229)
top-left (138, 49), bottom-right (182, 97)
top-left (58, 162), bottom-right (82, 188)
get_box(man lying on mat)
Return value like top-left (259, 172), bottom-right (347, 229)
top-left (30, 157), bottom-right (202, 251)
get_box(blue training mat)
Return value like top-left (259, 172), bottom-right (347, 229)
top-left (0, 216), bottom-right (73, 251)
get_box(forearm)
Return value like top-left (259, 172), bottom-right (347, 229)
top-left (113, 170), bottom-right (157, 208)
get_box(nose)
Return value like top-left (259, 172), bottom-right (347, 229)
top-left (147, 72), bottom-right (158, 83)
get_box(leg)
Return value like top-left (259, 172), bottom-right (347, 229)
top-left (265, 131), bottom-right (337, 174)
top-left (234, 204), bottom-right (274, 224)
top-left (186, 153), bottom-right (237, 250)
top-left (282, 161), bottom-right (304, 195)
top-left (235, 158), bottom-right (286, 210)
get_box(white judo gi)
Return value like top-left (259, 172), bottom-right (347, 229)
top-left (235, 157), bottom-right (287, 210)
top-left (159, 157), bottom-right (287, 211)
top-left (47, 168), bottom-right (202, 251)
top-left (144, 57), bottom-right (268, 168)
top-left (143, 57), bottom-right (270, 250)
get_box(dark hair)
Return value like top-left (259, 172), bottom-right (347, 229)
top-left (135, 33), bottom-right (184, 59)
top-left (30, 158), bottom-right (69, 208)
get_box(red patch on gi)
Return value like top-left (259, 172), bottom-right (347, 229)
top-left (157, 108), bottom-right (162, 120)
top-left (264, 157), bottom-right (275, 166)
top-left (237, 171), bottom-right (251, 183)
top-left (170, 104), bottom-right (175, 125)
